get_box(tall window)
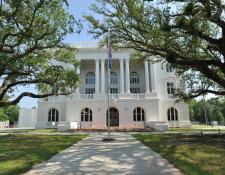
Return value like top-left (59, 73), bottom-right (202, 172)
top-left (81, 108), bottom-right (92, 122)
top-left (110, 88), bottom-right (118, 94)
top-left (48, 108), bottom-right (59, 122)
top-left (167, 108), bottom-right (178, 121)
top-left (166, 63), bottom-right (173, 72)
top-left (86, 88), bottom-right (95, 94)
top-left (133, 107), bottom-right (145, 122)
top-left (130, 88), bottom-right (140, 94)
top-left (130, 72), bottom-right (140, 94)
top-left (86, 72), bottom-right (95, 85)
top-left (110, 72), bottom-right (118, 84)
top-left (130, 72), bottom-right (139, 84)
top-left (167, 82), bottom-right (174, 94)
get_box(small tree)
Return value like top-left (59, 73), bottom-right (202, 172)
top-left (4, 105), bottom-right (19, 122)
top-left (0, 108), bottom-right (7, 121)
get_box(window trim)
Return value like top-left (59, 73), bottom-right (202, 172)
top-left (167, 107), bottom-right (178, 121)
top-left (81, 108), bottom-right (93, 122)
top-left (110, 72), bottom-right (118, 85)
top-left (133, 107), bottom-right (145, 122)
top-left (86, 72), bottom-right (95, 85)
top-left (48, 108), bottom-right (59, 122)
top-left (85, 88), bottom-right (95, 94)
top-left (130, 88), bottom-right (140, 94)
top-left (130, 71), bottom-right (140, 84)
top-left (167, 82), bottom-right (175, 95)
top-left (110, 88), bottom-right (118, 94)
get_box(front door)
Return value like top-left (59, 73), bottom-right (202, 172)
top-left (106, 107), bottom-right (119, 127)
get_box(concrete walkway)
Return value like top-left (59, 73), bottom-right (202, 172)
top-left (24, 133), bottom-right (182, 175)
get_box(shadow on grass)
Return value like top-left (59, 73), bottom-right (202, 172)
top-left (0, 134), bottom-right (87, 175)
top-left (133, 134), bottom-right (225, 175)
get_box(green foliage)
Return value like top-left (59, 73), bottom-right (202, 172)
top-left (0, 0), bottom-right (80, 107)
top-left (86, 0), bottom-right (225, 99)
top-left (188, 98), bottom-right (225, 125)
top-left (0, 108), bottom-right (8, 121)
top-left (0, 105), bottom-right (19, 121)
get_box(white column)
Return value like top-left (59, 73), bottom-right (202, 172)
top-left (125, 59), bottom-right (130, 93)
top-left (119, 59), bottom-right (124, 93)
top-left (144, 61), bottom-right (150, 94)
top-left (150, 63), bottom-right (156, 92)
top-left (95, 59), bottom-right (100, 94)
top-left (100, 59), bottom-right (105, 93)
top-left (75, 60), bottom-right (80, 94)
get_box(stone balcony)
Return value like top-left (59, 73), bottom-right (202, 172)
top-left (40, 92), bottom-right (158, 103)
top-left (74, 92), bottom-right (158, 100)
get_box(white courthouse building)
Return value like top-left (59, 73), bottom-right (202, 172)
top-left (19, 43), bottom-right (191, 130)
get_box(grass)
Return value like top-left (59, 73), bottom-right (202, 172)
top-left (0, 134), bottom-right (88, 175)
top-left (26, 129), bottom-right (58, 133)
top-left (169, 124), bottom-right (225, 132)
top-left (0, 129), bottom-right (58, 133)
top-left (133, 133), bottom-right (225, 175)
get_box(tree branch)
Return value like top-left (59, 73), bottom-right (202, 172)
top-left (0, 91), bottom-right (71, 107)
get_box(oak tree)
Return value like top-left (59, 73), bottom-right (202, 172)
top-left (85, 0), bottom-right (225, 99)
top-left (0, 0), bottom-right (80, 107)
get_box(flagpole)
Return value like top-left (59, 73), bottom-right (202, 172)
top-left (103, 28), bottom-right (115, 141)
top-left (107, 28), bottom-right (111, 139)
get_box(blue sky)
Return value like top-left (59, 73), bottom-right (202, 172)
top-left (19, 0), bottom-right (96, 108)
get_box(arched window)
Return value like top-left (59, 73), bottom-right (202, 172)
top-left (167, 108), bottom-right (178, 121)
top-left (133, 107), bottom-right (145, 122)
top-left (86, 72), bottom-right (95, 85)
top-left (166, 63), bottom-right (173, 72)
top-left (110, 72), bottom-right (118, 84)
top-left (48, 108), bottom-right (59, 122)
top-left (81, 108), bottom-right (92, 122)
top-left (130, 72), bottom-right (139, 84)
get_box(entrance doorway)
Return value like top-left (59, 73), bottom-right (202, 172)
top-left (106, 107), bottom-right (119, 127)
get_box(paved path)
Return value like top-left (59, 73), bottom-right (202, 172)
top-left (24, 133), bottom-right (182, 175)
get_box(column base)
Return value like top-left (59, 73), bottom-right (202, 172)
top-left (151, 90), bottom-right (157, 97)
top-left (145, 92), bottom-right (151, 98)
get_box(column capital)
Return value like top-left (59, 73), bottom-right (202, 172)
top-left (125, 58), bottom-right (129, 62)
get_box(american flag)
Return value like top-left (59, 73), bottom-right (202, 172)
top-left (107, 29), bottom-right (112, 69)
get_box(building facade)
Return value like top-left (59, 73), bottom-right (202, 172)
top-left (29, 43), bottom-right (191, 130)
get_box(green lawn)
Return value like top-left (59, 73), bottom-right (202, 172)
top-left (0, 134), bottom-right (87, 175)
top-left (133, 133), bottom-right (225, 175)
top-left (0, 129), bottom-right (58, 133)
top-left (169, 124), bottom-right (225, 132)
